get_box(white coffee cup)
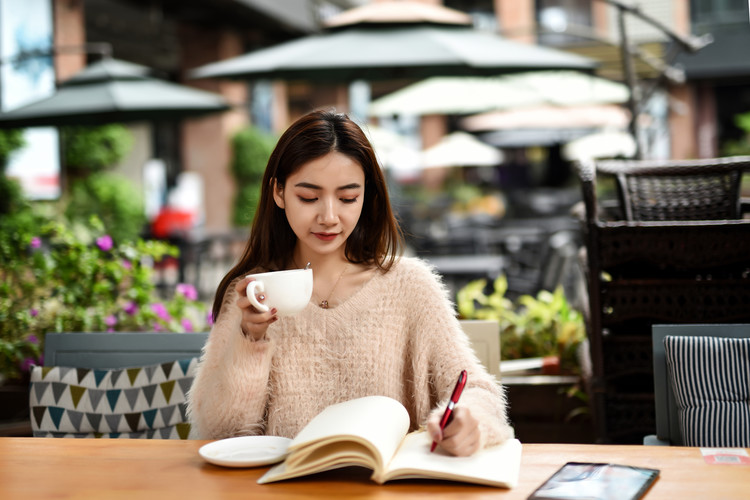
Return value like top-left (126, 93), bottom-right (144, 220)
top-left (245, 268), bottom-right (313, 317)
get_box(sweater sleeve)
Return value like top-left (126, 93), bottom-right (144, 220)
top-left (187, 280), bottom-right (275, 439)
top-left (406, 259), bottom-right (515, 447)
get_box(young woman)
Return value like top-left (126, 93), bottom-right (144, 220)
top-left (188, 110), bottom-right (513, 456)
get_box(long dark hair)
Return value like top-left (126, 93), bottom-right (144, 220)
top-left (212, 109), bottom-right (403, 321)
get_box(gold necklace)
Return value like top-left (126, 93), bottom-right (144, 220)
top-left (319, 263), bottom-right (350, 309)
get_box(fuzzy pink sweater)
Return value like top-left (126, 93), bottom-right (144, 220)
top-left (187, 257), bottom-right (513, 447)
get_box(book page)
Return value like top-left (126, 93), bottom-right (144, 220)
top-left (258, 396), bottom-right (410, 484)
top-left (378, 431), bottom-right (522, 488)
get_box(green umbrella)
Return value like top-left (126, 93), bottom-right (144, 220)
top-left (0, 58), bottom-right (231, 128)
top-left (190, 2), bottom-right (596, 82)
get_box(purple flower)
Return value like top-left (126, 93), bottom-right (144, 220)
top-left (27, 334), bottom-right (39, 345)
top-left (30, 237), bottom-right (41, 249)
top-left (124, 301), bottom-right (138, 315)
top-left (206, 310), bottom-right (214, 326)
top-left (153, 322), bottom-right (165, 332)
top-left (151, 302), bottom-right (171, 321)
top-left (176, 283), bottom-right (198, 301)
top-left (30, 308), bottom-right (39, 317)
top-left (105, 315), bottom-right (117, 327)
top-left (96, 234), bottom-right (113, 252)
top-left (181, 318), bottom-right (194, 332)
top-left (122, 259), bottom-right (132, 270)
top-left (19, 357), bottom-right (37, 372)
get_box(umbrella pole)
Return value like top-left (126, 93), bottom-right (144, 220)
top-left (615, 7), bottom-right (642, 160)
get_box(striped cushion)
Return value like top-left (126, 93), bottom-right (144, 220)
top-left (664, 335), bottom-right (750, 447)
top-left (29, 357), bottom-right (198, 439)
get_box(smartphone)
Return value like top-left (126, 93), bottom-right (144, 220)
top-left (527, 462), bottom-right (660, 500)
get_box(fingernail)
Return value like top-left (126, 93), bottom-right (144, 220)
top-left (271, 308), bottom-right (277, 315)
top-left (258, 294), bottom-right (265, 301)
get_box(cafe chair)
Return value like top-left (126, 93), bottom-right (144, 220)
top-left (575, 157), bottom-right (750, 444)
top-left (593, 156), bottom-right (750, 221)
top-left (646, 324), bottom-right (750, 446)
top-left (29, 332), bottom-right (208, 439)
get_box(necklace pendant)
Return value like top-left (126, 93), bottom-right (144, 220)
top-left (320, 300), bottom-right (329, 309)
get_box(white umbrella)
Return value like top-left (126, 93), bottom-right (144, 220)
top-left (369, 71), bottom-right (628, 117)
top-left (421, 132), bottom-right (503, 168)
top-left (362, 124), bottom-right (420, 171)
top-left (462, 104), bottom-right (630, 131)
top-left (562, 130), bottom-right (637, 161)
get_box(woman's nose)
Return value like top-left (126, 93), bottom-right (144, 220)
top-left (318, 198), bottom-right (338, 224)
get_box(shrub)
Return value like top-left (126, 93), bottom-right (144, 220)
top-left (457, 275), bottom-right (585, 374)
top-left (0, 213), bottom-right (212, 382)
top-left (231, 126), bottom-right (275, 226)
top-left (65, 172), bottom-right (146, 243)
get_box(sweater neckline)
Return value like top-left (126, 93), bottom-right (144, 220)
top-left (309, 259), bottom-right (396, 314)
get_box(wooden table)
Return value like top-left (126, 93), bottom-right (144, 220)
top-left (1, 438), bottom-right (748, 499)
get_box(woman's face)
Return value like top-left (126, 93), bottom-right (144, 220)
top-left (273, 151), bottom-right (366, 259)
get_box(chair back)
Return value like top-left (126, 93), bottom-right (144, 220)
top-left (31, 332), bottom-right (208, 439)
top-left (650, 324), bottom-right (750, 446)
top-left (596, 156), bottom-right (750, 221)
top-left (43, 331), bottom-right (209, 369)
top-left (460, 320), bottom-right (501, 380)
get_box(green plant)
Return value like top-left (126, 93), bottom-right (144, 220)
top-left (457, 276), bottom-right (586, 373)
top-left (0, 129), bottom-right (27, 216)
top-left (65, 172), bottom-right (146, 243)
top-left (0, 210), bottom-right (211, 382)
top-left (230, 126), bottom-right (276, 226)
top-left (62, 124), bottom-right (133, 174)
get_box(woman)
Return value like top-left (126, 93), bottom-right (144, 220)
top-left (188, 110), bottom-right (513, 456)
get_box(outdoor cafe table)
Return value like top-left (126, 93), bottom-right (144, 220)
top-left (1, 438), bottom-right (748, 499)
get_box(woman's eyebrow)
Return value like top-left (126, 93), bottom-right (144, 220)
top-left (293, 182), bottom-right (362, 190)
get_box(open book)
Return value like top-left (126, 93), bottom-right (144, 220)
top-left (258, 395), bottom-right (522, 487)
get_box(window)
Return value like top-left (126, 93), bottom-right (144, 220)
top-left (536, 0), bottom-right (593, 46)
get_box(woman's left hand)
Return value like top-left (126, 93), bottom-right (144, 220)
top-left (426, 406), bottom-right (481, 456)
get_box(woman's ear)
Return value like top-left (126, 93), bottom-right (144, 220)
top-left (272, 178), bottom-right (285, 209)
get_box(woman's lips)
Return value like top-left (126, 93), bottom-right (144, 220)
top-left (314, 232), bottom-right (338, 241)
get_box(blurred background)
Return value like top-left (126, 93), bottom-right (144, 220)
top-left (3, 0), bottom-right (746, 303)
top-left (2, 0), bottom-right (750, 444)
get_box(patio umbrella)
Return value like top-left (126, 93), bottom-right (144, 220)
top-left (562, 130), bottom-right (637, 161)
top-left (0, 58), bottom-right (231, 128)
top-left (189, 1), bottom-right (596, 83)
top-left (369, 70), bottom-right (627, 116)
top-left (462, 104), bottom-right (631, 131)
top-left (421, 132), bottom-right (503, 168)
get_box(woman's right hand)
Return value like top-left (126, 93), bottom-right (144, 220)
top-left (235, 277), bottom-right (277, 341)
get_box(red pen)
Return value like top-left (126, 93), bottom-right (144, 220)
top-left (430, 369), bottom-right (468, 452)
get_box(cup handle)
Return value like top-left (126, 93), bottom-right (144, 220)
top-left (246, 280), bottom-right (269, 313)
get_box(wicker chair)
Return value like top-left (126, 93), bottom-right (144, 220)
top-left (576, 156), bottom-right (750, 444)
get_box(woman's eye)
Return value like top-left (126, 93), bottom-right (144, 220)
top-left (341, 197), bottom-right (358, 204)
top-left (299, 197), bottom-right (317, 203)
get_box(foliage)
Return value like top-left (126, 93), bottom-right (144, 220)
top-left (457, 275), bottom-right (586, 373)
top-left (231, 126), bottom-right (276, 226)
top-left (0, 129), bottom-right (27, 216)
top-left (0, 129), bottom-right (25, 171)
top-left (0, 211), bottom-right (212, 382)
top-left (62, 124), bottom-right (133, 174)
top-left (65, 172), bottom-right (146, 243)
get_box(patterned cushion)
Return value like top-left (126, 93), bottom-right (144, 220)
top-left (29, 357), bottom-right (198, 439)
top-left (664, 335), bottom-right (750, 447)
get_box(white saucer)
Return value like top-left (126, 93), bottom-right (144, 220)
top-left (199, 435), bottom-right (293, 468)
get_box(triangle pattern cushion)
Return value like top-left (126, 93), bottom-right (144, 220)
top-left (29, 357), bottom-right (198, 439)
top-left (664, 335), bottom-right (750, 447)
